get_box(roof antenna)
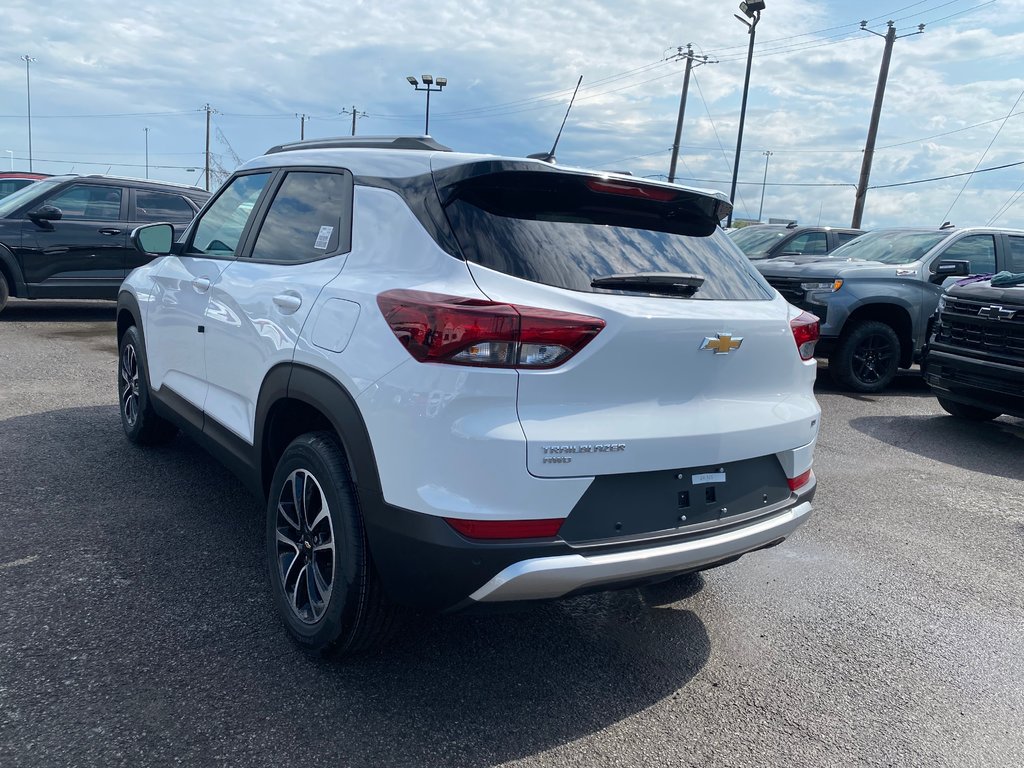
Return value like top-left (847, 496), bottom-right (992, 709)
top-left (528, 75), bottom-right (583, 164)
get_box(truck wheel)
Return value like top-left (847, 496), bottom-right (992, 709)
top-left (936, 396), bottom-right (999, 422)
top-left (267, 432), bottom-right (402, 655)
top-left (832, 320), bottom-right (901, 393)
top-left (0, 271), bottom-right (9, 314)
top-left (118, 326), bottom-right (178, 445)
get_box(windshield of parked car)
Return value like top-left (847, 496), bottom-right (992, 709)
top-left (727, 226), bottom-right (789, 258)
top-left (826, 230), bottom-right (947, 265)
top-left (0, 178), bottom-right (64, 218)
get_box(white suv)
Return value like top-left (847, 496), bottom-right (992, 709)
top-left (117, 136), bottom-right (821, 654)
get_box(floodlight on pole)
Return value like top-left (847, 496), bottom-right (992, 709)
top-left (726, 2), bottom-right (763, 227)
top-left (406, 73), bottom-right (447, 135)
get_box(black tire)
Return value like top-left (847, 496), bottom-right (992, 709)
top-left (0, 271), bottom-right (9, 314)
top-left (118, 326), bottom-right (178, 445)
top-left (831, 320), bottom-right (901, 393)
top-left (936, 396), bottom-right (1000, 421)
top-left (266, 432), bottom-right (401, 655)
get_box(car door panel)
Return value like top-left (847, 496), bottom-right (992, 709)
top-left (202, 169), bottom-right (354, 444)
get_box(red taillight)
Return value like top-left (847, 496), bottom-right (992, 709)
top-left (790, 311), bottom-right (820, 361)
top-left (787, 469), bottom-right (813, 491)
top-left (376, 289), bottom-right (605, 369)
top-left (444, 517), bottom-right (564, 540)
top-left (584, 178), bottom-right (678, 202)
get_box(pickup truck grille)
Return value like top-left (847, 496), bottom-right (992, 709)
top-left (935, 298), bottom-right (1024, 361)
top-left (763, 277), bottom-right (827, 323)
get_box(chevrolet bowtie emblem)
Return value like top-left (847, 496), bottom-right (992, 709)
top-left (700, 333), bottom-right (743, 354)
top-left (978, 305), bottom-right (1016, 320)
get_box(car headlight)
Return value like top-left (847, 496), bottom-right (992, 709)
top-left (800, 279), bottom-right (843, 292)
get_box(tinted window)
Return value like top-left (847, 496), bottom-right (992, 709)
top-left (728, 226), bottom-right (788, 258)
top-left (829, 230), bottom-right (946, 265)
top-left (446, 172), bottom-right (771, 301)
top-left (0, 177), bottom-right (63, 217)
top-left (1008, 236), bottom-right (1024, 273)
top-left (941, 234), bottom-right (996, 275)
top-left (189, 173), bottom-right (271, 257)
top-left (0, 179), bottom-right (35, 199)
top-left (45, 184), bottom-right (122, 221)
top-left (836, 231), bottom-right (861, 245)
top-left (135, 190), bottom-right (195, 222)
top-left (785, 231), bottom-right (828, 255)
top-left (250, 171), bottom-right (352, 262)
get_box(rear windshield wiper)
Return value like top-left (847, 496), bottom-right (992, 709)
top-left (591, 272), bottom-right (705, 297)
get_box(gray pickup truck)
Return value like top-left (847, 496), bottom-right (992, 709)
top-left (757, 226), bottom-right (1024, 392)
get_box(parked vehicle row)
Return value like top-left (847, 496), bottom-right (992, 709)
top-left (0, 174), bottom-right (209, 313)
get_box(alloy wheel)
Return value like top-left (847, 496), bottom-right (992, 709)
top-left (119, 343), bottom-right (140, 427)
top-left (275, 469), bottom-right (336, 624)
top-left (851, 333), bottom-right (896, 385)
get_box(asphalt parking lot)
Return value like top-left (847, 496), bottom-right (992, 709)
top-left (1, 299), bottom-right (1022, 768)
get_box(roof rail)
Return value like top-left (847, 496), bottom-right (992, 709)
top-left (265, 135), bottom-right (453, 155)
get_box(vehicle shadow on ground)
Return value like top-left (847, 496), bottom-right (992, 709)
top-left (814, 364), bottom-right (933, 401)
top-left (1, 299), bottom-right (116, 323)
top-left (0, 405), bottom-right (712, 767)
top-left (850, 413), bottom-right (1024, 481)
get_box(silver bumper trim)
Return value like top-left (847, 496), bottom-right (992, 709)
top-left (469, 501), bottom-right (813, 603)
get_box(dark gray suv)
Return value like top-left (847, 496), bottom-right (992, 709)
top-left (729, 224), bottom-right (864, 261)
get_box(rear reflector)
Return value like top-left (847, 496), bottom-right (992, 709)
top-left (444, 517), bottom-right (564, 540)
top-left (790, 311), bottom-right (820, 361)
top-left (787, 469), bottom-right (813, 491)
top-left (377, 289), bottom-right (605, 369)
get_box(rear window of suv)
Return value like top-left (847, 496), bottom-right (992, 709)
top-left (442, 171), bottom-right (772, 301)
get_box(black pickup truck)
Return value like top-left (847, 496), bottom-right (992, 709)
top-left (925, 278), bottom-right (1024, 420)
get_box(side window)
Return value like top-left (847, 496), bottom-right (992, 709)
top-left (941, 235), bottom-right (996, 275)
top-left (837, 231), bottom-right (860, 245)
top-left (784, 231), bottom-right (828, 255)
top-left (249, 171), bottom-right (353, 262)
top-left (135, 190), bottom-right (196, 222)
top-left (189, 173), bottom-right (271, 257)
top-left (44, 184), bottom-right (123, 221)
top-left (1007, 236), bottom-right (1024, 273)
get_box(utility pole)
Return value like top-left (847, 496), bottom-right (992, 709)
top-left (21, 55), bottom-right (35, 172)
top-left (851, 20), bottom-right (924, 228)
top-left (297, 113), bottom-right (309, 140)
top-left (203, 103), bottom-right (215, 192)
top-left (667, 45), bottom-right (712, 184)
top-left (144, 127), bottom-right (149, 179)
top-left (758, 150), bottom-right (772, 221)
top-left (342, 105), bottom-right (368, 136)
top-left (727, 2), bottom-right (765, 228)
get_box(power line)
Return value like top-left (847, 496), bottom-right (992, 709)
top-left (940, 87), bottom-right (1024, 222)
top-left (691, 70), bottom-right (753, 218)
top-left (870, 159), bottom-right (1024, 189)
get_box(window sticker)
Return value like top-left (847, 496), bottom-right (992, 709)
top-left (314, 225), bottom-right (334, 250)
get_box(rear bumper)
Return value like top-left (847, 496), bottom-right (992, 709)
top-left (363, 480), bottom-right (815, 611)
top-left (469, 499), bottom-right (812, 603)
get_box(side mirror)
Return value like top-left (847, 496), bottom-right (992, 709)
top-left (931, 259), bottom-right (970, 283)
top-left (131, 222), bottom-right (174, 255)
top-left (27, 205), bottom-right (62, 222)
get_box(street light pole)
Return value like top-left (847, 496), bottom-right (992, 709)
top-left (758, 150), bottom-right (772, 222)
top-left (144, 127), bottom-right (149, 179)
top-left (406, 75), bottom-right (447, 135)
top-left (5, 150), bottom-right (13, 171)
top-left (21, 55), bottom-right (35, 172)
top-left (727, 2), bottom-right (764, 228)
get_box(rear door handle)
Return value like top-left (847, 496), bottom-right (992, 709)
top-left (192, 276), bottom-right (212, 293)
top-left (98, 228), bottom-right (122, 236)
top-left (273, 292), bottom-right (302, 313)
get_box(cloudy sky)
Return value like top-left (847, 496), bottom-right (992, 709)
top-left (0, 0), bottom-right (1019, 229)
